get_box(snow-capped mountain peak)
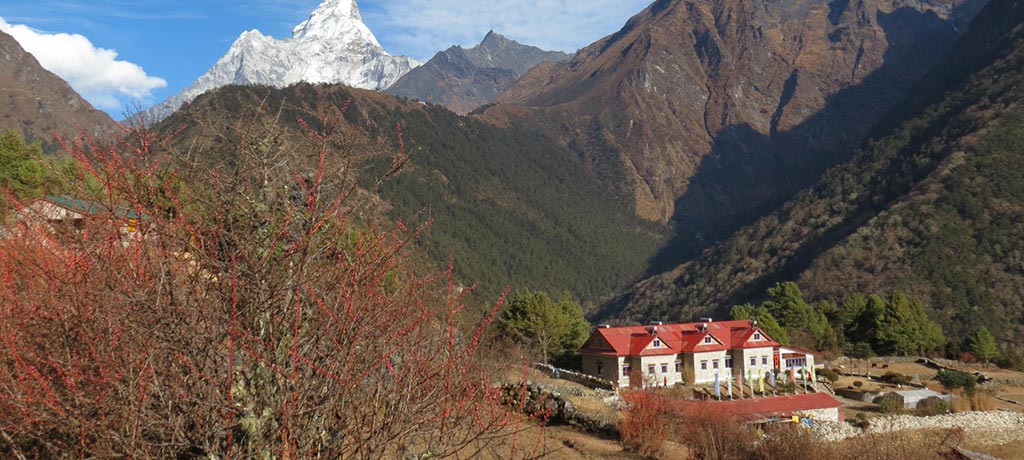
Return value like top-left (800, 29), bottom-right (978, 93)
top-left (142, 0), bottom-right (417, 123)
top-left (291, 0), bottom-right (378, 45)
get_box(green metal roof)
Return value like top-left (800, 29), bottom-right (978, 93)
top-left (45, 195), bottom-right (148, 220)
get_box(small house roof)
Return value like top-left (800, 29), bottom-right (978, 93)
top-left (43, 195), bottom-right (148, 220)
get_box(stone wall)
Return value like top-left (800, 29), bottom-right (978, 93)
top-left (812, 411), bottom-right (1024, 444)
top-left (532, 363), bottom-right (616, 391)
top-left (835, 388), bottom-right (883, 402)
top-left (499, 382), bottom-right (619, 436)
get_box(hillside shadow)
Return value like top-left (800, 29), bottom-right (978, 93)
top-left (643, 3), bottom-right (982, 280)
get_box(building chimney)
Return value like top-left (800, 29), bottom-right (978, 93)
top-left (645, 325), bottom-right (658, 335)
top-left (697, 323), bottom-right (708, 332)
top-left (751, 320), bottom-right (758, 328)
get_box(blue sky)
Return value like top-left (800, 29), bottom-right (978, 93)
top-left (0, 0), bottom-right (651, 117)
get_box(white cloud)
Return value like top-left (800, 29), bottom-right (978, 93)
top-left (361, 0), bottom-right (653, 60)
top-left (0, 17), bottom-right (166, 110)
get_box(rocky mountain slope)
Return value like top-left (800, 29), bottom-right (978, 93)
top-left (143, 0), bottom-right (418, 123)
top-left (604, 0), bottom-right (1024, 342)
top-left (386, 31), bottom-right (570, 114)
top-left (482, 0), bottom-right (986, 272)
top-left (155, 83), bottom-right (664, 303)
top-left (0, 30), bottom-right (116, 150)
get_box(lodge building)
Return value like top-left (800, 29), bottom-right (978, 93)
top-left (578, 319), bottom-right (821, 387)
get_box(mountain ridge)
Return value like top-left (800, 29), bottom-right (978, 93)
top-left (0, 29), bottom-right (117, 150)
top-left (154, 82), bottom-right (664, 304)
top-left (386, 31), bottom-right (570, 114)
top-left (602, 0), bottom-right (1024, 344)
top-left (480, 0), bottom-right (986, 275)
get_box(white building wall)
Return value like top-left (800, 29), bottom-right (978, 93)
top-left (736, 347), bottom-right (775, 377)
top-left (691, 350), bottom-right (730, 384)
top-left (581, 354), bottom-right (625, 386)
top-left (638, 355), bottom-right (681, 387)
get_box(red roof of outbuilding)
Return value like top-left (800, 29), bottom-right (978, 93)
top-left (678, 393), bottom-right (842, 419)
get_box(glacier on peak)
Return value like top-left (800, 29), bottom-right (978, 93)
top-left (141, 0), bottom-right (418, 123)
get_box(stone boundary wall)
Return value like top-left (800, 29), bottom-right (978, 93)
top-left (835, 388), bottom-right (884, 403)
top-left (532, 363), bottom-right (616, 391)
top-left (812, 411), bottom-right (1024, 443)
top-left (498, 382), bottom-right (619, 436)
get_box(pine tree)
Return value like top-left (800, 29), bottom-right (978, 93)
top-left (971, 327), bottom-right (998, 363)
top-left (874, 291), bottom-right (945, 355)
top-left (731, 304), bottom-right (790, 345)
top-left (498, 289), bottom-right (590, 364)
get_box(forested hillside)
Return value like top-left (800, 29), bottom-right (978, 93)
top-left (606, 0), bottom-right (1024, 350)
top-left (157, 83), bottom-right (664, 304)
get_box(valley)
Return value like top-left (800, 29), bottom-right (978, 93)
top-left (2, 0), bottom-right (1024, 457)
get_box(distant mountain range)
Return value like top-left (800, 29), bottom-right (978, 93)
top-left (141, 0), bottom-right (419, 123)
top-left (386, 31), bottom-right (571, 114)
top-left (0, 29), bottom-right (116, 150)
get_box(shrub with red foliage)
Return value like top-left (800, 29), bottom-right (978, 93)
top-left (0, 102), bottom-right (527, 459)
top-left (618, 391), bottom-right (674, 458)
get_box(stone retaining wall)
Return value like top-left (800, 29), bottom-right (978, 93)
top-left (812, 411), bottom-right (1024, 444)
top-left (499, 382), bottom-right (619, 436)
top-left (532, 363), bottom-right (616, 391)
top-left (835, 388), bottom-right (883, 403)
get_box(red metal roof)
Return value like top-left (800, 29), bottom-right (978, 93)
top-left (581, 320), bottom-right (780, 357)
top-left (678, 393), bottom-right (842, 419)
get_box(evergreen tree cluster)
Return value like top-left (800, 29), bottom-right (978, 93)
top-left (0, 130), bottom-right (83, 215)
top-left (732, 282), bottom-right (946, 357)
top-left (497, 289), bottom-right (590, 366)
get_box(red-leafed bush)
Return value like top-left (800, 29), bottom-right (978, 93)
top-left (618, 391), bottom-right (674, 458)
top-left (0, 103), bottom-right (527, 459)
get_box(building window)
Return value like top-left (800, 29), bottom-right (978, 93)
top-left (622, 365), bottom-right (631, 377)
top-left (725, 358), bottom-right (733, 368)
top-left (704, 336), bottom-right (712, 344)
top-left (653, 339), bottom-right (661, 348)
top-left (750, 357), bottom-right (757, 367)
top-left (713, 359), bottom-right (719, 369)
top-left (597, 363), bottom-right (603, 375)
top-left (661, 364), bottom-right (668, 374)
top-left (754, 332), bottom-right (762, 340)
top-left (675, 361), bottom-right (682, 372)
top-left (786, 357), bottom-right (807, 368)
top-left (648, 365), bottom-right (656, 375)
top-left (700, 361), bottom-right (708, 371)
top-left (762, 356), bottom-right (768, 366)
